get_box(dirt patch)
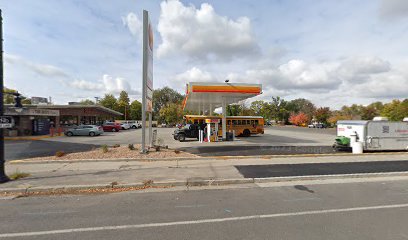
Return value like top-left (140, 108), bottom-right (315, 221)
top-left (22, 144), bottom-right (197, 161)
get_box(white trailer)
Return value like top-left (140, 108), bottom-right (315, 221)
top-left (335, 119), bottom-right (408, 151)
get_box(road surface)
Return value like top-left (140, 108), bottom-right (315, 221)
top-left (1, 178), bottom-right (408, 239)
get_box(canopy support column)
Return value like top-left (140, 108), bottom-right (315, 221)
top-left (222, 98), bottom-right (227, 140)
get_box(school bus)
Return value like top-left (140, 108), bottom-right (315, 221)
top-left (183, 115), bottom-right (264, 137)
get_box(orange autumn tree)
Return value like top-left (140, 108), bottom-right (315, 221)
top-left (289, 112), bottom-right (309, 126)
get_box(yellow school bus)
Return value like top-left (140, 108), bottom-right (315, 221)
top-left (183, 115), bottom-right (264, 137)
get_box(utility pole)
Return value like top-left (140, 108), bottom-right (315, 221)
top-left (0, 9), bottom-right (9, 183)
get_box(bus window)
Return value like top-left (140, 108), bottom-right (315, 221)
top-left (232, 120), bottom-right (237, 125)
top-left (228, 120), bottom-right (231, 125)
top-left (246, 120), bottom-right (250, 125)
top-left (251, 120), bottom-right (254, 125)
top-left (237, 120), bottom-right (241, 125)
top-left (255, 120), bottom-right (259, 125)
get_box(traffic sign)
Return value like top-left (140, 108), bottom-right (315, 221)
top-left (0, 116), bottom-right (14, 128)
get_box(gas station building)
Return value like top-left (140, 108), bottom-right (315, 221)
top-left (182, 82), bottom-right (262, 140)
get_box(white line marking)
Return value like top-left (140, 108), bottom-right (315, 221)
top-left (1, 203), bottom-right (408, 238)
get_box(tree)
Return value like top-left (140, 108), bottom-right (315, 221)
top-left (287, 98), bottom-right (316, 119)
top-left (314, 107), bottom-right (331, 124)
top-left (381, 99), bottom-right (408, 121)
top-left (129, 100), bottom-right (142, 120)
top-left (269, 96), bottom-right (290, 123)
top-left (117, 91), bottom-right (130, 120)
top-left (3, 87), bottom-right (31, 105)
top-left (227, 104), bottom-right (242, 116)
top-left (159, 103), bottom-right (183, 125)
top-left (153, 87), bottom-right (184, 120)
top-left (289, 112), bottom-right (309, 126)
top-left (99, 94), bottom-right (118, 111)
top-left (79, 99), bottom-right (95, 105)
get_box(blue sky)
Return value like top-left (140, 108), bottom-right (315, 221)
top-left (1, 0), bottom-right (408, 108)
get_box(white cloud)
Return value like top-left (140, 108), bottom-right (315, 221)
top-left (226, 59), bottom-right (339, 91)
top-left (122, 12), bottom-right (142, 37)
top-left (172, 67), bottom-right (214, 85)
top-left (157, 0), bottom-right (259, 61)
top-left (336, 56), bottom-right (391, 83)
top-left (68, 74), bottom-right (140, 95)
top-left (379, 0), bottom-right (408, 20)
top-left (5, 54), bottom-right (69, 78)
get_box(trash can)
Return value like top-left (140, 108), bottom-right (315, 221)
top-left (226, 132), bottom-right (234, 141)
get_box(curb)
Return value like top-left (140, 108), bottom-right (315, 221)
top-left (5, 135), bottom-right (63, 141)
top-left (2, 171), bottom-right (408, 195)
top-left (8, 151), bottom-right (408, 164)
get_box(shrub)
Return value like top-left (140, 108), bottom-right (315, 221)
top-left (128, 144), bottom-right (135, 150)
top-left (113, 144), bottom-right (120, 148)
top-left (174, 150), bottom-right (181, 154)
top-left (101, 145), bottom-right (109, 153)
top-left (55, 151), bottom-right (65, 157)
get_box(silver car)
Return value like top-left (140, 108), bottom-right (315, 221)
top-left (65, 125), bottom-right (104, 137)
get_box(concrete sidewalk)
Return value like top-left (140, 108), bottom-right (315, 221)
top-left (2, 153), bottom-right (408, 193)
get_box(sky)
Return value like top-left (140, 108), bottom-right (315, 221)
top-left (1, 0), bottom-right (408, 109)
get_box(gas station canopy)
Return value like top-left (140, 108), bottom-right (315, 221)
top-left (182, 82), bottom-right (262, 113)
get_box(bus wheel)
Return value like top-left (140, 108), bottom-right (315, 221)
top-left (243, 129), bottom-right (251, 137)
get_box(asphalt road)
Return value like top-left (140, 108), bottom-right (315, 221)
top-left (1, 179), bottom-right (408, 239)
top-left (6, 126), bottom-right (337, 160)
top-left (236, 160), bottom-right (408, 178)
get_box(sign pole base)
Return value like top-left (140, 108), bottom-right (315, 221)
top-left (0, 174), bottom-right (9, 183)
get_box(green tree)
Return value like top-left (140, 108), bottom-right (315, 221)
top-left (287, 98), bottom-right (316, 119)
top-left (270, 96), bottom-right (290, 123)
top-left (117, 91), bottom-right (130, 120)
top-left (129, 100), bottom-right (142, 120)
top-left (159, 103), bottom-right (183, 124)
top-left (153, 87), bottom-right (184, 120)
top-left (227, 104), bottom-right (242, 116)
top-left (381, 99), bottom-right (408, 121)
top-left (79, 99), bottom-right (95, 105)
top-left (99, 94), bottom-right (118, 111)
top-left (314, 107), bottom-right (331, 124)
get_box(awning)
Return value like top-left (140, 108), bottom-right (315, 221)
top-left (183, 82), bottom-right (262, 112)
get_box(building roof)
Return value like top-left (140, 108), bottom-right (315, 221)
top-left (36, 105), bottom-right (123, 116)
top-left (183, 82), bottom-right (262, 112)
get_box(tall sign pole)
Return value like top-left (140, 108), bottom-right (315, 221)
top-left (141, 10), bottom-right (154, 153)
top-left (0, 9), bottom-right (9, 183)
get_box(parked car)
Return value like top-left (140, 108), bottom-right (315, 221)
top-left (102, 122), bottom-right (121, 132)
top-left (120, 123), bottom-right (131, 130)
top-left (65, 125), bottom-right (103, 137)
top-left (122, 121), bottom-right (141, 129)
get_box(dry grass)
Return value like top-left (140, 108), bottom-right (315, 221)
top-left (9, 170), bottom-right (31, 180)
top-left (23, 144), bottom-right (197, 161)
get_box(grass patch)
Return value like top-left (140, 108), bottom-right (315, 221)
top-left (9, 170), bottom-right (30, 180)
top-left (101, 145), bottom-right (109, 153)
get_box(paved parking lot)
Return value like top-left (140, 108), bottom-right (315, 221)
top-left (5, 126), bottom-right (337, 160)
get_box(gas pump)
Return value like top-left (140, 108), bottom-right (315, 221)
top-left (205, 118), bottom-right (220, 142)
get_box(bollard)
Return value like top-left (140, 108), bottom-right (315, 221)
top-left (49, 127), bottom-right (54, 137)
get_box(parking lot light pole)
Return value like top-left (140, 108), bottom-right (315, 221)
top-left (0, 9), bottom-right (9, 183)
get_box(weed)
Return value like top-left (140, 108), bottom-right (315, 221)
top-left (128, 144), bottom-right (135, 150)
top-left (101, 145), bottom-right (109, 153)
top-left (143, 179), bottom-right (153, 186)
top-left (112, 144), bottom-right (120, 148)
top-left (9, 170), bottom-right (30, 180)
top-left (55, 151), bottom-right (65, 157)
top-left (174, 150), bottom-right (181, 154)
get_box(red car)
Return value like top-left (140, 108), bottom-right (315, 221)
top-left (102, 122), bottom-right (121, 132)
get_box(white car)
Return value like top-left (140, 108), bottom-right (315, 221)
top-left (120, 123), bottom-right (131, 130)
